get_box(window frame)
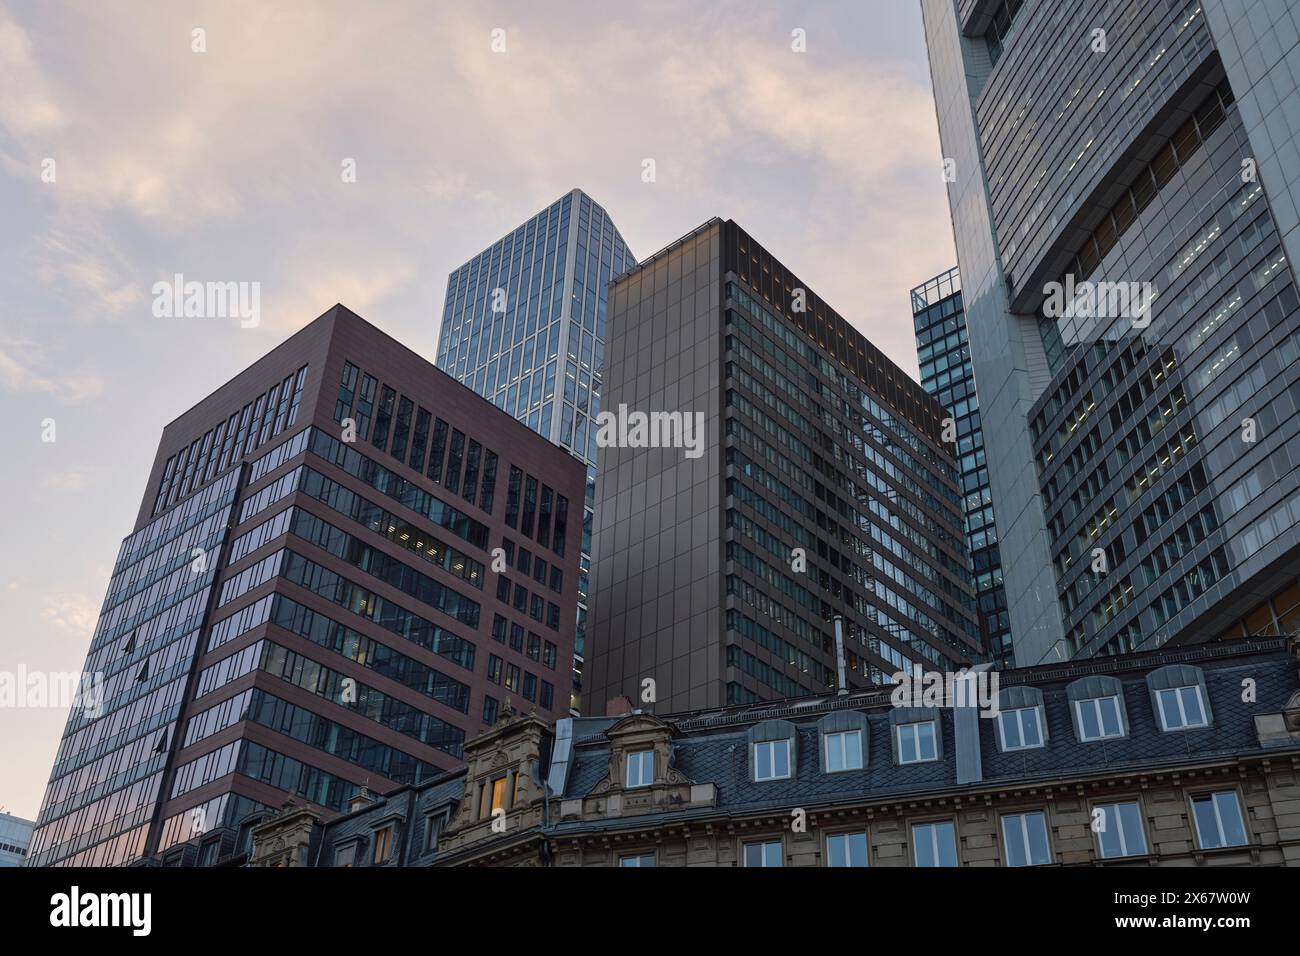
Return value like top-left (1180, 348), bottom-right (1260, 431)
top-left (1074, 695), bottom-right (1125, 741)
top-left (997, 706), bottom-right (1044, 751)
top-left (618, 852), bottom-right (656, 867)
top-left (625, 749), bottom-right (654, 789)
top-left (823, 729), bottom-right (864, 773)
top-left (1090, 799), bottom-right (1148, 860)
top-left (896, 720), bottom-right (938, 764)
top-left (1155, 685), bottom-right (1209, 731)
top-left (1189, 790), bottom-right (1249, 850)
top-left (1001, 810), bottom-right (1052, 867)
top-left (741, 838), bottom-right (784, 868)
top-left (824, 829), bottom-right (870, 867)
top-left (911, 818), bottom-right (959, 868)
top-left (753, 738), bottom-right (793, 781)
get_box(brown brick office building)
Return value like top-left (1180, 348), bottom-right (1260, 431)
top-left (26, 305), bottom-right (584, 867)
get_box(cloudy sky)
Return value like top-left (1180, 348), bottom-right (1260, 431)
top-left (0, 0), bottom-right (955, 819)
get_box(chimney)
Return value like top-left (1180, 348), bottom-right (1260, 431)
top-left (605, 695), bottom-right (634, 717)
top-left (348, 785), bottom-right (373, 814)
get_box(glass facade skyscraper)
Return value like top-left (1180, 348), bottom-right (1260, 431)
top-left (436, 188), bottom-right (636, 713)
top-left (912, 268), bottom-right (1013, 666)
top-left (26, 306), bottom-right (584, 867)
top-left (922, 0), bottom-right (1300, 663)
top-left (587, 218), bottom-right (981, 713)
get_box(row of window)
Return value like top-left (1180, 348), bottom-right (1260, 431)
top-left (616, 790), bottom-right (1248, 867)
top-left (333, 361), bottom-right (500, 515)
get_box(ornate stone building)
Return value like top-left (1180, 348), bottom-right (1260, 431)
top-left (248, 637), bottom-right (1300, 867)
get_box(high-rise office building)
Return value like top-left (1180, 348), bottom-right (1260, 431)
top-left (26, 305), bottom-right (584, 867)
top-left (587, 218), bottom-right (981, 713)
top-left (0, 812), bottom-right (34, 867)
top-left (436, 189), bottom-right (636, 713)
top-left (922, 0), bottom-right (1300, 664)
top-left (912, 268), bottom-right (1013, 666)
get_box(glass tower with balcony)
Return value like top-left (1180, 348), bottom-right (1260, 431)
top-left (436, 188), bottom-right (636, 712)
top-left (922, 0), bottom-right (1300, 663)
top-left (912, 268), bottom-right (1013, 666)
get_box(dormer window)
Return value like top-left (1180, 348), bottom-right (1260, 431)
top-left (1075, 696), bottom-right (1124, 741)
top-left (998, 707), bottom-right (1044, 751)
top-left (896, 720), bottom-right (938, 764)
top-left (625, 749), bottom-right (654, 788)
top-left (1156, 685), bottom-right (1208, 731)
top-left (753, 739), bottom-right (792, 781)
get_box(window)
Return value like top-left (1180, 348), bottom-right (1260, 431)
top-left (423, 813), bottom-right (446, 852)
top-left (1094, 801), bottom-right (1147, 859)
top-left (753, 739), bottom-right (792, 781)
top-left (896, 721), bottom-right (937, 764)
top-left (626, 749), bottom-right (654, 788)
top-left (826, 831), bottom-right (869, 867)
top-left (333, 843), bottom-right (357, 867)
top-left (912, 821), bottom-right (957, 867)
top-left (1075, 696), bottom-right (1124, 741)
top-left (1156, 686), bottom-right (1208, 731)
top-left (823, 730), bottom-right (863, 772)
top-left (743, 840), bottom-right (783, 867)
top-left (543, 641), bottom-right (557, 669)
top-left (998, 707), bottom-right (1044, 751)
top-left (1191, 792), bottom-right (1248, 849)
top-left (1002, 811), bottom-right (1051, 867)
top-left (482, 695), bottom-right (499, 725)
top-left (488, 776), bottom-right (509, 816)
top-left (540, 681), bottom-right (554, 710)
top-left (372, 825), bottom-right (393, 864)
top-left (619, 853), bottom-right (656, 867)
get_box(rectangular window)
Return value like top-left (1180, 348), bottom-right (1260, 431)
top-left (537, 485), bottom-right (553, 547)
top-left (504, 664), bottom-right (520, 693)
top-left (480, 451), bottom-right (498, 514)
top-left (334, 362), bottom-right (358, 423)
top-left (523, 672), bottom-right (537, 702)
top-left (543, 641), bottom-right (557, 669)
top-left (521, 476), bottom-right (538, 537)
top-left (753, 739), bottom-right (791, 781)
top-left (354, 374), bottom-right (375, 440)
top-left (491, 614), bottom-right (507, 644)
top-left (526, 632), bottom-right (541, 661)
top-left (509, 623), bottom-right (524, 652)
top-left (619, 853), bottom-right (655, 867)
top-left (427, 418), bottom-right (449, 482)
top-left (826, 831), bottom-right (868, 867)
top-left (487, 655), bottom-right (502, 685)
top-left (1075, 696), bottom-right (1124, 740)
top-left (1094, 801), bottom-right (1147, 859)
top-left (998, 707), bottom-right (1044, 750)
top-left (549, 566), bottom-right (563, 594)
top-left (540, 680), bottom-right (553, 710)
top-left (390, 396), bottom-right (414, 461)
top-left (372, 385), bottom-right (396, 451)
top-left (333, 843), bottom-right (357, 867)
top-left (1002, 811), bottom-right (1051, 867)
top-left (1156, 686), bottom-right (1208, 731)
top-left (409, 407), bottom-right (431, 472)
top-left (482, 695), bottom-right (498, 724)
top-left (626, 749), bottom-right (654, 788)
top-left (896, 721), bottom-right (938, 764)
top-left (823, 730), bottom-right (863, 772)
top-left (445, 430), bottom-right (466, 494)
top-left (462, 440), bottom-right (482, 506)
top-left (552, 495), bottom-right (569, 557)
top-left (1191, 792), bottom-right (1248, 849)
top-left (743, 840), bottom-right (783, 867)
top-left (505, 467), bottom-right (523, 528)
top-left (372, 826), bottom-right (393, 864)
top-left (912, 821), bottom-right (957, 867)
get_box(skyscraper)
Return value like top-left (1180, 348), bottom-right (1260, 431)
top-left (26, 305), bottom-right (584, 867)
top-left (922, 0), bottom-right (1300, 664)
top-left (587, 218), bottom-right (980, 713)
top-left (435, 189), bottom-right (636, 713)
top-left (912, 268), bottom-right (1013, 666)
top-left (0, 812), bottom-right (34, 867)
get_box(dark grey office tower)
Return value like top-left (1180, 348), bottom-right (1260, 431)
top-left (587, 219), bottom-right (981, 713)
top-left (923, 0), bottom-right (1300, 664)
top-left (912, 268), bottom-right (1013, 666)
